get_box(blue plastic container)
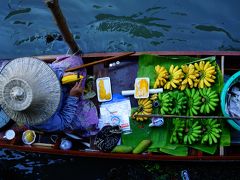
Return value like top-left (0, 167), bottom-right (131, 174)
top-left (221, 71), bottom-right (240, 131)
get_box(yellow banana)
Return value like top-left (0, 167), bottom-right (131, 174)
top-left (154, 65), bottom-right (168, 88)
top-left (144, 103), bottom-right (153, 109)
top-left (61, 74), bottom-right (84, 84)
top-left (194, 61), bottom-right (216, 88)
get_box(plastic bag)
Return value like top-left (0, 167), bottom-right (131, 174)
top-left (98, 94), bottom-right (132, 134)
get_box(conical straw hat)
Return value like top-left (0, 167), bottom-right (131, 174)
top-left (0, 57), bottom-right (61, 125)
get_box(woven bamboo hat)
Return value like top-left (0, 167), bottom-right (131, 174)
top-left (0, 57), bottom-right (61, 125)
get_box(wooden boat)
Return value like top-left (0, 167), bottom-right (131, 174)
top-left (0, 50), bottom-right (240, 161)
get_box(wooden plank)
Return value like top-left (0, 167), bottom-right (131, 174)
top-left (1, 143), bottom-right (240, 161)
top-left (35, 51), bottom-right (240, 62)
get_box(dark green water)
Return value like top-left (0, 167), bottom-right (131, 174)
top-left (1, 0), bottom-right (240, 179)
top-left (1, 0), bottom-right (240, 59)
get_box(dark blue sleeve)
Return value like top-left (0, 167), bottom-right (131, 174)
top-left (31, 95), bottom-right (78, 132)
top-left (58, 95), bottom-right (79, 130)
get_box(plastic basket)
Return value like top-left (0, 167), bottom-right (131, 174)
top-left (221, 71), bottom-right (240, 131)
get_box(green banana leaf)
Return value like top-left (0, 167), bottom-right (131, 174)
top-left (122, 54), bottom-right (230, 156)
top-left (160, 146), bottom-right (188, 156)
top-left (122, 117), bottom-right (151, 148)
top-left (190, 144), bottom-right (217, 155)
top-left (220, 120), bottom-right (231, 146)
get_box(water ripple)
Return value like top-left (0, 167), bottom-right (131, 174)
top-left (4, 8), bottom-right (31, 20)
top-left (91, 13), bottom-right (171, 39)
top-left (195, 25), bottom-right (240, 43)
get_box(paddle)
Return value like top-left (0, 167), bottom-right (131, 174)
top-left (45, 0), bottom-right (81, 55)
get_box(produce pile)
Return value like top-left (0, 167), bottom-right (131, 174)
top-left (170, 118), bottom-right (222, 145)
top-left (133, 87), bottom-right (219, 117)
top-left (153, 60), bottom-right (217, 90)
top-left (132, 59), bottom-right (221, 146)
top-left (132, 87), bottom-right (221, 146)
top-left (132, 59), bottom-right (219, 118)
top-left (122, 55), bottom-right (230, 156)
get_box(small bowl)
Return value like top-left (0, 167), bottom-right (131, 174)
top-left (22, 130), bottom-right (36, 145)
top-left (3, 129), bottom-right (15, 140)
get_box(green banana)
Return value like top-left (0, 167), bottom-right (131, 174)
top-left (201, 119), bottom-right (222, 145)
top-left (170, 118), bottom-right (185, 144)
top-left (199, 88), bottom-right (219, 114)
top-left (185, 88), bottom-right (201, 116)
top-left (168, 91), bottom-right (187, 115)
top-left (158, 92), bottom-right (172, 114)
top-left (183, 119), bottom-right (202, 145)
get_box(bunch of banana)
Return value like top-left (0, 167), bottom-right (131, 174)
top-left (158, 92), bottom-right (172, 114)
top-left (168, 91), bottom-right (187, 115)
top-left (183, 120), bottom-right (202, 145)
top-left (170, 118), bottom-right (185, 144)
top-left (194, 61), bottom-right (217, 88)
top-left (185, 88), bottom-right (201, 116)
top-left (164, 65), bottom-right (184, 90)
top-left (61, 73), bottom-right (84, 84)
top-left (199, 88), bottom-right (219, 114)
top-left (132, 98), bottom-right (153, 121)
top-left (150, 93), bottom-right (160, 108)
top-left (201, 119), bottom-right (222, 145)
top-left (179, 64), bottom-right (199, 90)
top-left (153, 65), bottom-right (169, 88)
top-left (150, 94), bottom-right (158, 101)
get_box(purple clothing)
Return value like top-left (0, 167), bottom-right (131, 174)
top-left (32, 55), bottom-right (99, 137)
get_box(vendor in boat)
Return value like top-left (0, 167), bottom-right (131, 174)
top-left (0, 55), bottom-right (99, 137)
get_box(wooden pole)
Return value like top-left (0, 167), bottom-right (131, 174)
top-left (65, 52), bottom-right (135, 72)
top-left (45, 0), bottom-right (81, 55)
top-left (135, 114), bottom-right (240, 120)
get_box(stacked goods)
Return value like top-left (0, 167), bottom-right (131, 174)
top-left (168, 91), bottom-right (187, 115)
top-left (132, 88), bottom-right (219, 119)
top-left (201, 119), bottom-right (222, 145)
top-left (170, 118), bottom-right (185, 144)
top-left (179, 64), bottom-right (199, 90)
top-left (194, 61), bottom-right (217, 88)
top-left (183, 120), bottom-right (202, 145)
top-left (153, 65), bottom-right (168, 88)
top-left (132, 59), bottom-right (222, 146)
top-left (121, 56), bottom-right (227, 156)
top-left (199, 88), bottom-right (219, 114)
top-left (131, 89), bottom-right (219, 120)
top-left (122, 56), bottom-right (227, 156)
top-left (164, 65), bottom-right (184, 90)
top-left (169, 118), bottom-right (222, 145)
top-left (153, 60), bottom-right (217, 90)
top-left (158, 93), bottom-right (172, 114)
top-left (185, 88), bottom-right (202, 116)
top-left (132, 98), bottom-right (153, 121)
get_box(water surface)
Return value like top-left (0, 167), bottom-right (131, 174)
top-left (0, 0), bottom-right (240, 59)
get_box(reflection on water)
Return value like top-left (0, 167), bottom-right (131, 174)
top-left (0, 0), bottom-right (240, 177)
top-left (94, 13), bottom-right (168, 38)
top-left (195, 25), bottom-right (240, 43)
top-left (4, 7), bottom-right (31, 20)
